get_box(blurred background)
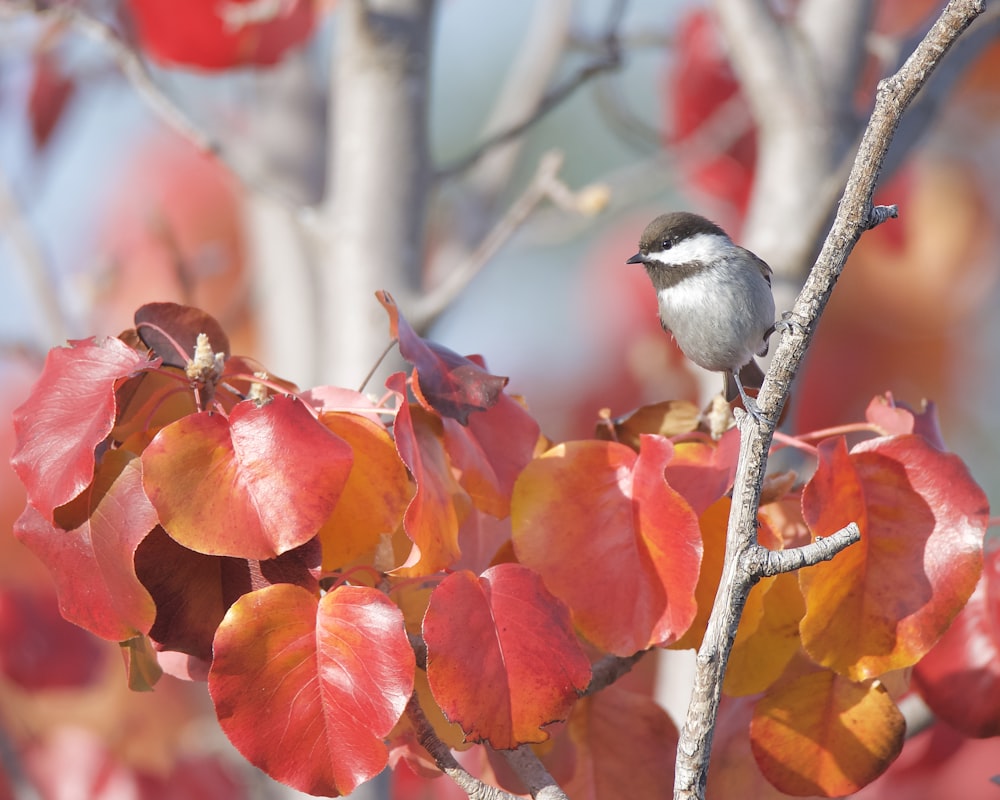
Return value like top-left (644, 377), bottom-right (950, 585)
top-left (1, 0), bottom-right (999, 797)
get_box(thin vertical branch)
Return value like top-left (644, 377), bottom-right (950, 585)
top-left (673, 2), bottom-right (987, 798)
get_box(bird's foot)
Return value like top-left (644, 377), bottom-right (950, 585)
top-left (736, 395), bottom-right (769, 426)
top-left (771, 310), bottom-right (809, 338)
top-left (730, 372), bottom-right (771, 427)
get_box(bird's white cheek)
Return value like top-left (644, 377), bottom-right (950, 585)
top-left (646, 233), bottom-right (731, 266)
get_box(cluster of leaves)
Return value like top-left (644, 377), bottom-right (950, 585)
top-left (9, 300), bottom-right (992, 798)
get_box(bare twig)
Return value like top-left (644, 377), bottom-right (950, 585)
top-left (412, 150), bottom-right (607, 330)
top-left (586, 650), bottom-right (648, 696)
top-left (672, 2), bottom-right (986, 799)
top-left (2, 1), bottom-right (320, 232)
top-left (748, 523), bottom-right (861, 578)
top-left (406, 695), bottom-right (521, 800)
top-left (500, 746), bottom-right (568, 800)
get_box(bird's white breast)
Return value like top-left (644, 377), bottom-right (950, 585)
top-left (656, 252), bottom-right (774, 373)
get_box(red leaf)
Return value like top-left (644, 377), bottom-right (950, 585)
top-left (662, 427), bottom-right (739, 515)
top-left (134, 302), bottom-right (230, 369)
top-left (11, 337), bottom-right (158, 520)
top-left (389, 373), bottom-right (466, 576)
top-left (423, 564), bottom-right (591, 749)
top-left (14, 449), bottom-right (158, 642)
top-left (441, 392), bottom-right (540, 518)
top-left (134, 527), bottom-right (318, 667)
top-left (377, 291), bottom-right (508, 424)
top-left (512, 435), bottom-right (702, 655)
top-left (667, 9), bottom-right (756, 214)
top-left (142, 395), bottom-right (352, 559)
top-left (0, 587), bottom-right (105, 690)
top-left (209, 583), bottom-right (415, 796)
top-left (800, 435), bottom-right (988, 679)
top-left (126, 0), bottom-right (316, 70)
top-left (864, 392), bottom-right (945, 448)
top-left (912, 543), bottom-right (1000, 737)
top-left (23, 728), bottom-right (247, 800)
top-left (28, 49), bottom-right (75, 150)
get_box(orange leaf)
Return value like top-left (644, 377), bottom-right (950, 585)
top-left (512, 435), bottom-right (702, 655)
top-left (317, 412), bottom-right (413, 571)
top-left (800, 435), bottom-right (988, 680)
top-left (142, 396), bottom-right (352, 559)
top-left (750, 670), bottom-right (905, 796)
top-left (725, 570), bottom-right (805, 697)
top-left (669, 496), bottom-right (729, 651)
top-left (209, 584), bottom-right (414, 796)
top-left (423, 565), bottom-right (591, 749)
top-left (388, 373), bottom-right (467, 576)
top-left (724, 512), bottom-right (805, 696)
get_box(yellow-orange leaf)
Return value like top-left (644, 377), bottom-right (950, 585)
top-left (317, 412), bottom-right (413, 571)
top-left (800, 435), bottom-right (988, 680)
top-left (750, 670), bottom-right (905, 797)
top-left (725, 570), bottom-right (805, 697)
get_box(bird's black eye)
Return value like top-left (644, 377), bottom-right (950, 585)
top-left (661, 238), bottom-right (672, 251)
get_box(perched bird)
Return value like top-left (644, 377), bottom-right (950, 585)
top-left (626, 211), bottom-right (776, 422)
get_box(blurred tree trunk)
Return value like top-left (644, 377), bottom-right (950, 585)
top-left (320, 0), bottom-right (437, 388)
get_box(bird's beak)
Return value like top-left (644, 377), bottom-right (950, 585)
top-left (626, 253), bottom-right (645, 265)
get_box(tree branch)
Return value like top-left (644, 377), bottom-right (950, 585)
top-left (0, 168), bottom-right (69, 346)
top-left (406, 695), bottom-right (521, 800)
top-left (438, 0), bottom-right (629, 179)
top-left (672, 2), bottom-right (986, 799)
top-left (747, 523), bottom-right (861, 578)
top-left (320, 0), bottom-right (435, 386)
top-left (411, 150), bottom-right (607, 331)
top-left (586, 649), bottom-right (648, 696)
top-left (500, 747), bottom-right (568, 800)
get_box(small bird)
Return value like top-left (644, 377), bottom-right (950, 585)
top-left (626, 211), bottom-right (776, 422)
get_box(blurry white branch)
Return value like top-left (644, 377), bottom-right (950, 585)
top-left (318, 0), bottom-right (435, 387)
top-left (714, 0), bottom-right (1000, 278)
top-left (439, 0), bottom-right (628, 179)
top-left (0, 1), bottom-right (322, 233)
top-left (0, 170), bottom-right (68, 345)
top-left (413, 150), bottom-right (608, 330)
